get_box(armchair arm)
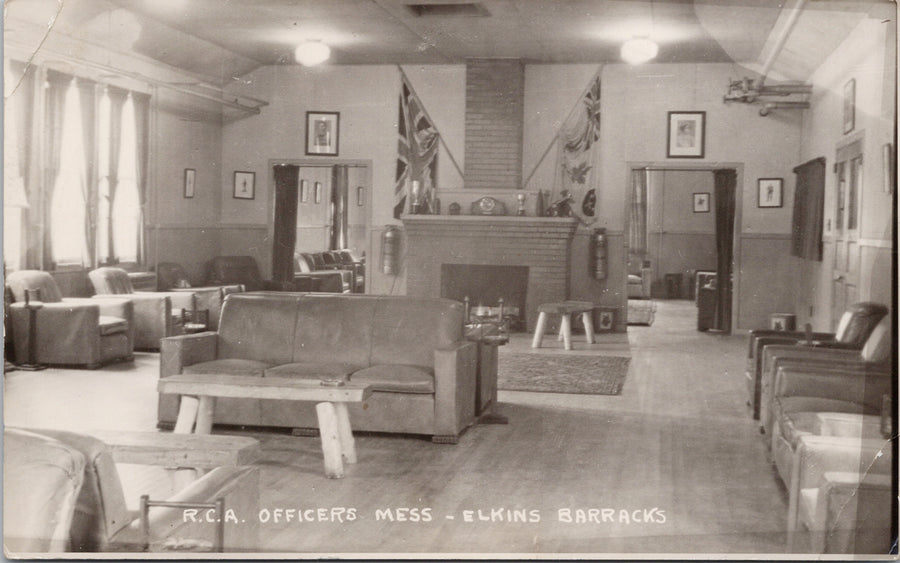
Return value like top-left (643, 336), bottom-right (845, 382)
top-left (10, 302), bottom-right (103, 365)
top-left (433, 340), bottom-right (479, 438)
top-left (818, 471), bottom-right (893, 552)
top-left (94, 293), bottom-right (175, 347)
top-left (160, 332), bottom-right (218, 378)
top-left (108, 466), bottom-right (260, 552)
top-left (774, 365), bottom-right (892, 407)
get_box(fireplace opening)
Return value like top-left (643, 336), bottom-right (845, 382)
top-left (440, 264), bottom-right (529, 331)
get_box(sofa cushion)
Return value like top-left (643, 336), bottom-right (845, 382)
top-left (350, 364), bottom-right (434, 394)
top-left (97, 316), bottom-right (128, 336)
top-left (291, 295), bottom-right (377, 366)
top-left (217, 294), bottom-right (300, 365)
top-left (265, 362), bottom-right (362, 381)
top-left (773, 397), bottom-right (870, 435)
top-left (184, 358), bottom-right (272, 377)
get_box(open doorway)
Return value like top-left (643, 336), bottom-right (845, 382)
top-left (626, 165), bottom-right (740, 333)
top-left (269, 160), bottom-right (371, 287)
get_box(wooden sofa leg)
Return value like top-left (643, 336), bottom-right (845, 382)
top-left (292, 427), bottom-right (320, 437)
top-left (431, 435), bottom-right (459, 445)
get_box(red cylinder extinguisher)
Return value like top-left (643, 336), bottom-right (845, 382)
top-left (381, 225), bottom-right (401, 275)
top-left (592, 228), bottom-right (607, 280)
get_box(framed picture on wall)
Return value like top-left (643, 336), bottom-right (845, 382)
top-left (233, 171), bottom-right (255, 200)
top-left (306, 111), bottom-right (340, 156)
top-left (667, 111), bottom-right (706, 158)
top-left (183, 168), bottom-right (195, 198)
top-left (757, 178), bottom-right (783, 208)
top-left (693, 192), bottom-right (710, 213)
top-left (843, 79), bottom-right (855, 134)
top-left (300, 179), bottom-right (310, 203)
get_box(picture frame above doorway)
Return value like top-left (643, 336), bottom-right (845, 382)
top-left (306, 111), bottom-right (340, 156)
top-left (667, 111), bottom-right (706, 158)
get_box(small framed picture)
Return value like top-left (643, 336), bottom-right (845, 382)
top-left (233, 171), bottom-right (255, 200)
top-left (693, 192), bottom-right (710, 213)
top-left (667, 111), bottom-right (706, 158)
top-left (306, 111), bottom-right (340, 156)
top-left (183, 168), bottom-right (196, 198)
top-left (300, 180), bottom-right (310, 203)
top-left (357, 186), bottom-right (365, 206)
top-left (843, 79), bottom-right (855, 134)
top-left (314, 181), bottom-right (323, 204)
top-left (757, 178), bottom-right (783, 208)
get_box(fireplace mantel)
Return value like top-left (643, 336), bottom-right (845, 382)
top-left (401, 214), bottom-right (579, 330)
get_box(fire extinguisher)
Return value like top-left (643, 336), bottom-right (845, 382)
top-left (381, 225), bottom-right (401, 275)
top-left (592, 228), bottom-right (607, 280)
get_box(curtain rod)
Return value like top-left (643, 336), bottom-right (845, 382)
top-left (7, 41), bottom-right (268, 115)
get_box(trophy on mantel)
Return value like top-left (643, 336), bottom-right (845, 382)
top-left (516, 193), bottom-right (527, 216)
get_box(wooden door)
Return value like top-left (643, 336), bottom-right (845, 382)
top-left (831, 140), bottom-right (863, 328)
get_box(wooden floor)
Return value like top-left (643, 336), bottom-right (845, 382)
top-left (4, 299), bottom-right (793, 557)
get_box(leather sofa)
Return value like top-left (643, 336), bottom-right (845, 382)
top-left (6, 270), bottom-right (134, 368)
top-left (4, 427), bottom-right (260, 553)
top-left (744, 302), bottom-right (887, 420)
top-left (155, 262), bottom-right (244, 330)
top-left (158, 292), bottom-right (478, 443)
top-left (757, 312), bottom-right (891, 435)
top-left (88, 267), bottom-right (194, 351)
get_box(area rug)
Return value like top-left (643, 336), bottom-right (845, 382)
top-left (497, 353), bottom-right (630, 395)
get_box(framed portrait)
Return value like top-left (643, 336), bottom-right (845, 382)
top-left (843, 79), bottom-right (855, 134)
top-left (693, 192), bottom-right (710, 213)
top-left (233, 171), bottom-right (255, 200)
top-left (757, 178), bottom-right (783, 208)
top-left (300, 179), bottom-right (310, 203)
top-left (667, 111), bottom-right (706, 158)
top-left (183, 168), bottom-right (196, 198)
top-left (314, 181), bottom-right (323, 204)
top-left (306, 111), bottom-right (340, 156)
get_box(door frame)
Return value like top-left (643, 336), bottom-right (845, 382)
top-left (624, 162), bottom-right (744, 333)
top-left (265, 158), bottom-right (372, 278)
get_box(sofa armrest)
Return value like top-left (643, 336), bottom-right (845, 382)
top-left (432, 340), bottom-right (479, 438)
top-left (108, 466), bottom-right (260, 552)
top-left (160, 332), bottom-right (218, 378)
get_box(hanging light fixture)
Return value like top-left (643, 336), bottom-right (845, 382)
top-left (621, 37), bottom-right (658, 65)
top-left (294, 40), bottom-right (331, 66)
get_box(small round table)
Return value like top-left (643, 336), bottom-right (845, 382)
top-left (531, 301), bottom-right (595, 351)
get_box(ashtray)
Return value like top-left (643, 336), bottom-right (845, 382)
top-left (320, 378), bottom-right (346, 387)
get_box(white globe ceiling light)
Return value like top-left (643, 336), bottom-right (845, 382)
top-left (294, 41), bottom-right (331, 66)
top-left (621, 37), bottom-right (658, 65)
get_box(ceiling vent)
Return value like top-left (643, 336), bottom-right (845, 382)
top-left (405, 3), bottom-right (490, 17)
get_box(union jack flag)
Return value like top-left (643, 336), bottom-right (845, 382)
top-left (394, 79), bottom-right (440, 219)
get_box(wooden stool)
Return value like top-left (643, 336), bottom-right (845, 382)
top-left (531, 301), bottom-right (596, 350)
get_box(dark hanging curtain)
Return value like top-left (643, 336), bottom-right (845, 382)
top-left (713, 168), bottom-right (736, 332)
top-left (790, 157), bottom-right (826, 261)
top-left (331, 165), bottom-right (349, 250)
top-left (272, 164), bottom-right (299, 282)
top-left (628, 168), bottom-right (648, 256)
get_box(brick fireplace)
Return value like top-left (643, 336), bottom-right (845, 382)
top-left (402, 215), bottom-right (579, 330)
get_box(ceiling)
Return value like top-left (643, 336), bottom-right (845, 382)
top-left (4, 0), bottom-right (893, 87)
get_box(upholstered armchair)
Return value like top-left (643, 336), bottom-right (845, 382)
top-left (337, 249), bottom-right (365, 292)
top-left (89, 267), bottom-right (196, 350)
top-left (4, 427), bottom-right (260, 554)
top-left (155, 262), bottom-right (244, 331)
top-left (294, 254), bottom-right (348, 293)
top-left (788, 434), bottom-right (892, 554)
top-left (205, 255), bottom-right (315, 292)
top-left (757, 314), bottom-right (891, 434)
top-left (5, 271), bottom-right (134, 368)
top-left (745, 302), bottom-right (888, 419)
top-left (768, 360), bottom-right (891, 486)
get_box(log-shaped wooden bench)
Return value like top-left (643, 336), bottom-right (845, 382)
top-left (158, 374), bottom-right (372, 479)
top-left (531, 300), bottom-right (596, 351)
